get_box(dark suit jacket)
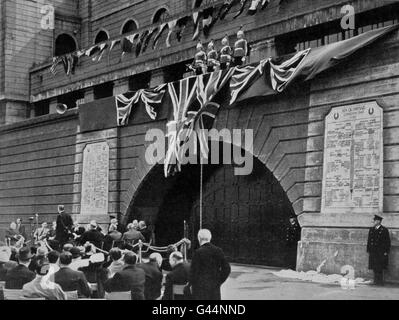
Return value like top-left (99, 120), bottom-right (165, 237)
top-left (189, 243), bottom-right (231, 300)
top-left (137, 261), bottom-right (163, 300)
top-left (5, 264), bottom-right (36, 289)
top-left (79, 229), bottom-right (105, 248)
top-left (163, 262), bottom-right (190, 300)
top-left (104, 265), bottom-right (145, 300)
top-left (54, 267), bottom-right (91, 297)
top-left (55, 212), bottom-right (74, 243)
top-left (367, 225), bottom-right (391, 271)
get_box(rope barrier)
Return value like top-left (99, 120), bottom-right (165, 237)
top-left (200, 162), bottom-right (203, 229)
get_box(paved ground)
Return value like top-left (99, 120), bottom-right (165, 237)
top-left (221, 264), bottom-right (399, 300)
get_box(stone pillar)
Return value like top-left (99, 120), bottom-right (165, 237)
top-left (113, 78), bottom-right (129, 96)
top-left (149, 69), bottom-right (166, 87)
top-left (0, 100), bottom-right (29, 124)
top-left (48, 97), bottom-right (59, 114)
top-left (84, 87), bottom-right (95, 103)
top-left (250, 38), bottom-right (276, 63)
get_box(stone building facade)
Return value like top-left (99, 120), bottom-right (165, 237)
top-left (0, 0), bottom-right (399, 280)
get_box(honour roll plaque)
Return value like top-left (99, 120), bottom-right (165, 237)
top-left (321, 101), bottom-right (383, 214)
top-left (81, 142), bottom-right (110, 215)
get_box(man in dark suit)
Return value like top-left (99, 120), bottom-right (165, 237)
top-left (54, 252), bottom-right (91, 298)
top-left (5, 246), bottom-right (36, 289)
top-left (285, 216), bottom-right (301, 270)
top-left (55, 205), bottom-right (74, 246)
top-left (138, 221), bottom-right (152, 243)
top-left (0, 246), bottom-right (17, 281)
top-left (367, 215), bottom-right (391, 286)
top-left (189, 229), bottom-right (231, 300)
top-left (163, 251), bottom-right (190, 300)
top-left (78, 221), bottom-right (105, 248)
top-left (104, 252), bottom-right (145, 300)
top-left (138, 252), bottom-right (163, 300)
top-left (16, 218), bottom-right (27, 240)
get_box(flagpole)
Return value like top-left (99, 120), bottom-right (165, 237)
top-left (200, 162), bottom-right (203, 230)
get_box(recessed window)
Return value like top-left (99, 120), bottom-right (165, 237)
top-left (153, 8), bottom-right (169, 24)
top-left (122, 20), bottom-right (138, 34)
top-left (94, 82), bottom-right (114, 100)
top-left (33, 100), bottom-right (50, 117)
top-left (94, 30), bottom-right (109, 44)
top-left (55, 34), bottom-right (77, 56)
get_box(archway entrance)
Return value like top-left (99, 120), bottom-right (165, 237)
top-left (128, 153), bottom-right (297, 268)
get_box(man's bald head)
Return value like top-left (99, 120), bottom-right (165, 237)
top-left (198, 229), bottom-right (212, 245)
top-left (149, 253), bottom-right (163, 268)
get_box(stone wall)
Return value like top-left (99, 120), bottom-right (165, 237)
top-left (298, 28), bottom-right (399, 280)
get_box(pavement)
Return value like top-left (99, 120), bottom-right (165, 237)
top-left (221, 264), bottom-right (399, 300)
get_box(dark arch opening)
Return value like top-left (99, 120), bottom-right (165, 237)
top-left (55, 33), bottom-right (77, 56)
top-left (121, 20), bottom-right (138, 34)
top-left (127, 143), bottom-right (298, 268)
top-left (153, 8), bottom-right (169, 24)
top-left (94, 30), bottom-right (109, 44)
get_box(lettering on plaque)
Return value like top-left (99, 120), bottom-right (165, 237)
top-left (321, 101), bottom-right (383, 214)
top-left (80, 142), bottom-right (109, 215)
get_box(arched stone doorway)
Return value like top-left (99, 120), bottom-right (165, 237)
top-left (127, 147), bottom-right (297, 268)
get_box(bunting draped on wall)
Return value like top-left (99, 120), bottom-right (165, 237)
top-left (115, 85), bottom-right (167, 126)
top-left (50, 0), bottom-right (278, 77)
top-left (153, 23), bottom-right (168, 49)
top-left (166, 20), bottom-right (178, 48)
top-left (218, 0), bottom-right (236, 20)
top-left (176, 16), bottom-right (190, 42)
top-left (192, 11), bottom-right (202, 40)
top-left (234, 0), bottom-right (250, 19)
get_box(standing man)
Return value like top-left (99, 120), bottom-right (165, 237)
top-left (189, 229), bottom-right (231, 300)
top-left (16, 218), bottom-right (27, 240)
top-left (367, 215), bottom-right (391, 286)
top-left (55, 205), bottom-right (73, 247)
top-left (285, 216), bottom-right (301, 270)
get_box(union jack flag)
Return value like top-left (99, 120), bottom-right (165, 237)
top-left (165, 69), bottom-right (235, 177)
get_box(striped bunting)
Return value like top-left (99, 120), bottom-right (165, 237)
top-left (115, 85), bottom-right (166, 126)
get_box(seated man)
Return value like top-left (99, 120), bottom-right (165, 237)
top-left (121, 223), bottom-right (145, 245)
top-left (54, 252), bottom-right (91, 298)
top-left (138, 221), bottom-right (152, 243)
top-left (5, 246), bottom-right (36, 289)
top-left (163, 251), bottom-right (190, 300)
top-left (29, 247), bottom-right (48, 272)
top-left (104, 252), bottom-right (145, 300)
top-left (45, 250), bottom-right (60, 282)
top-left (137, 253), bottom-right (163, 300)
top-left (79, 221), bottom-right (105, 249)
top-left (107, 248), bottom-right (124, 278)
top-left (0, 246), bottom-right (17, 281)
top-left (22, 261), bottom-right (66, 300)
top-left (69, 247), bottom-right (89, 271)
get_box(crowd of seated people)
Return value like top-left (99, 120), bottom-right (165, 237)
top-left (0, 239), bottom-right (191, 300)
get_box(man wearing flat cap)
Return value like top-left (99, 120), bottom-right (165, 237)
top-left (367, 214), bottom-right (391, 286)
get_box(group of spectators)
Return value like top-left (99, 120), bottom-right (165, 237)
top-left (0, 228), bottom-right (231, 300)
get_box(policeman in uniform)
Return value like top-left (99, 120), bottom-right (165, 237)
top-left (233, 27), bottom-right (248, 66)
top-left (219, 34), bottom-right (233, 70)
top-left (206, 40), bottom-right (219, 73)
top-left (367, 214), bottom-right (391, 285)
top-left (193, 41), bottom-right (207, 75)
top-left (285, 216), bottom-right (301, 270)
